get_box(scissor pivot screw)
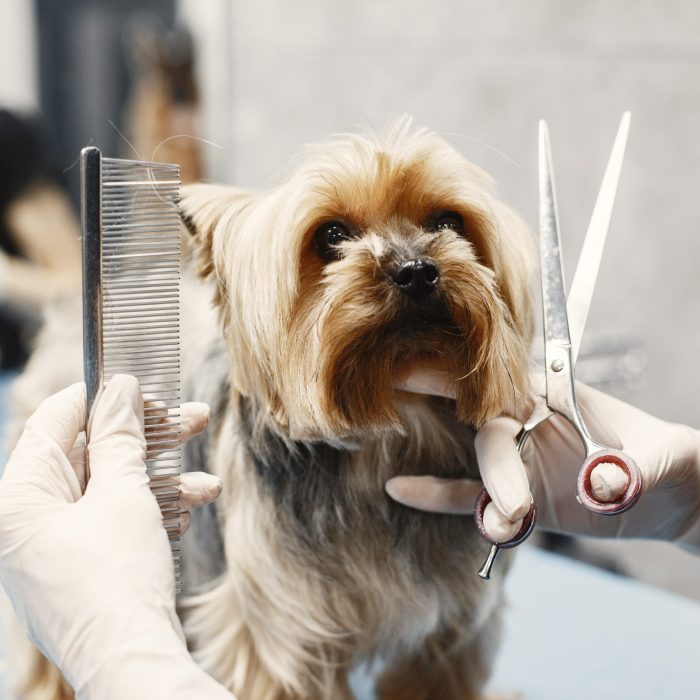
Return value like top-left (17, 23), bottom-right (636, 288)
top-left (551, 359), bottom-right (564, 372)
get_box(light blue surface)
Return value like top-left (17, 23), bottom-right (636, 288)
top-left (0, 372), bottom-right (698, 699)
top-left (349, 546), bottom-right (700, 699)
top-left (487, 546), bottom-right (700, 699)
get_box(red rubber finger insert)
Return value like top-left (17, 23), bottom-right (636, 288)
top-left (577, 449), bottom-right (643, 515)
top-left (473, 488), bottom-right (536, 547)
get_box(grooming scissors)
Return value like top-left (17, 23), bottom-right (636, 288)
top-left (475, 113), bottom-right (642, 580)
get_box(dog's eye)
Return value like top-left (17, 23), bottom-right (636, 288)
top-left (433, 211), bottom-right (464, 234)
top-left (314, 221), bottom-right (352, 260)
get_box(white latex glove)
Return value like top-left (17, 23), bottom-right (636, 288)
top-left (389, 369), bottom-right (700, 550)
top-left (64, 390), bottom-right (221, 538)
top-left (0, 376), bottom-right (234, 699)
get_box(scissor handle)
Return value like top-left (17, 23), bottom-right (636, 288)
top-left (576, 448), bottom-right (643, 515)
top-left (474, 488), bottom-right (536, 548)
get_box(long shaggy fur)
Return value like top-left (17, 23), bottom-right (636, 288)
top-left (8, 118), bottom-right (534, 700)
top-left (179, 118), bottom-right (535, 699)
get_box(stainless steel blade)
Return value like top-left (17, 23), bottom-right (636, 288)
top-left (567, 112), bottom-right (630, 364)
top-left (538, 120), bottom-right (571, 350)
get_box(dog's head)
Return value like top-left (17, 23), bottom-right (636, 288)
top-left (181, 119), bottom-right (534, 442)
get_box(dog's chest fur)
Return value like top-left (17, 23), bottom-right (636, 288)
top-left (183, 337), bottom-right (498, 659)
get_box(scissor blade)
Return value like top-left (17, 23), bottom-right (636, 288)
top-left (567, 112), bottom-right (631, 364)
top-left (538, 120), bottom-right (571, 351)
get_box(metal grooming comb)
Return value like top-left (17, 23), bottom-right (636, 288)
top-left (81, 147), bottom-right (183, 592)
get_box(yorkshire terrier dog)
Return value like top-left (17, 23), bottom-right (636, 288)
top-left (6, 118), bottom-right (533, 700)
top-left (178, 118), bottom-right (534, 699)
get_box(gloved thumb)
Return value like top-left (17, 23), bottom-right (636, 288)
top-left (12, 382), bottom-right (86, 461)
top-left (475, 416), bottom-right (532, 522)
top-left (87, 375), bottom-right (147, 490)
top-left (2, 382), bottom-right (86, 505)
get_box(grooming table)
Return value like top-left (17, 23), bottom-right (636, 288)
top-left (351, 544), bottom-right (700, 699)
top-left (0, 372), bottom-right (698, 699)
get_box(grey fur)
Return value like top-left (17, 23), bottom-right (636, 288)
top-left (181, 337), bottom-right (230, 591)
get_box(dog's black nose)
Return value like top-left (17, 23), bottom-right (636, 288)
top-left (390, 259), bottom-right (440, 301)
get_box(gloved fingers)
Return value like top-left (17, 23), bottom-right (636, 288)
top-left (68, 434), bottom-right (88, 494)
top-left (177, 472), bottom-right (223, 510)
top-left (475, 416), bottom-right (533, 522)
top-left (570, 382), bottom-right (688, 494)
top-left (393, 367), bottom-right (543, 418)
top-left (392, 368), bottom-right (456, 399)
top-left (165, 474), bottom-right (222, 539)
top-left (11, 382), bottom-right (86, 463)
top-left (627, 421), bottom-right (700, 498)
top-left (483, 501), bottom-right (523, 542)
top-left (167, 604), bottom-right (187, 645)
top-left (3, 383), bottom-right (87, 504)
top-left (172, 510), bottom-right (192, 537)
top-left (87, 375), bottom-right (147, 487)
top-left (180, 402), bottom-right (211, 443)
top-left (385, 475), bottom-right (483, 514)
top-left (143, 398), bottom-right (210, 454)
top-left (572, 382), bottom-right (623, 450)
top-left (589, 461), bottom-right (630, 502)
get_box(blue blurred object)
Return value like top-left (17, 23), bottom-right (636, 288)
top-left (0, 372), bottom-right (15, 474)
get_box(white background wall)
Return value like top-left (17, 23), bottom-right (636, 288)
top-left (0, 0), bottom-right (37, 109)
top-left (2, 0), bottom-right (697, 423)
top-left (178, 0), bottom-right (700, 595)
top-left (180, 0), bottom-right (700, 429)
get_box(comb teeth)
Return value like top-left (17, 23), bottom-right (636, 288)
top-left (82, 149), bottom-right (183, 593)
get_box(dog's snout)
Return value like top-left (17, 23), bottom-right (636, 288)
top-left (390, 258), bottom-right (440, 301)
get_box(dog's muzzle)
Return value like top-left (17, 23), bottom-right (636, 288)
top-left (388, 258), bottom-right (440, 302)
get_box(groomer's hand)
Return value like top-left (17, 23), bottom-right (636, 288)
top-left (0, 376), bottom-right (234, 700)
top-left (388, 370), bottom-right (700, 550)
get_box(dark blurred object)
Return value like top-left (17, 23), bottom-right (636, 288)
top-left (0, 306), bottom-right (35, 369)
top-left (0, 109), bottom-right (81, 370)
top-left (35, 0), bottom-right (176, 203)
top-left (0, 111), bottom-right (57, 228)
top-left (0, 110), bottom-right (56, 369)
top-left (123, 19), bottom-right (204, 182)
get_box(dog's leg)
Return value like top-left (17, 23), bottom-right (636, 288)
top-left (13, 647), bottom-right (73, 700)
top-left (375, 611), bottom-right (501, 700)
top-left (2, 587), bottom-right (73, 700)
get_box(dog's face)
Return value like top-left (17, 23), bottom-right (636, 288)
top-left (181, 120), bottom-right (533, 441)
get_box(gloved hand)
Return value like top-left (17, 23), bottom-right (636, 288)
top-left (63, 387), bottom-right (220, 538)
top-left (0, 376), bottom-right (233, 699)
top-left (388, 369), bottom-right (700, 550)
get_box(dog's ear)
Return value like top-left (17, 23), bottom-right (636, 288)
top-left (488, 199), bottom-right (536, 342)
top-left (179, 183), bottom-right (251, 280)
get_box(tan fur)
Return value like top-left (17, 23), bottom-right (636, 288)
top-left (9, 118), bottom-right (533, 700)
top-left (181, 119), bottom-right (532, 439)
top-left (178, 119), bottom-right (534, 699)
